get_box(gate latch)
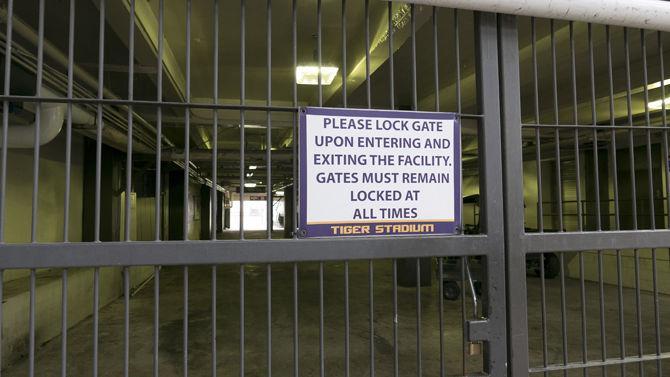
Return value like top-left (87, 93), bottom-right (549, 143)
top-left (464, 257), bottom-right (486, 356)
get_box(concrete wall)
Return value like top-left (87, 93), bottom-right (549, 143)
top-left (0, 132), bottom-right (155, 369)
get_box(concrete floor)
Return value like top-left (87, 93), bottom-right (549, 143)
top-left (3, 255), bottom-right (669, 377)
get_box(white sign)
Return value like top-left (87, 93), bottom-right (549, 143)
top-left (299, 107), bottom-right (461, 237)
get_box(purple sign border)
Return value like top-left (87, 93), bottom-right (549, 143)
top-left (298, 107), bottom-right (461, 238)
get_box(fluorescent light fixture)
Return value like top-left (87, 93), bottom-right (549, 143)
top-left (244, 183), bottom-right (257, 188)
top-left (246, 173), bottom-right (254, 178)
top-left (648, 79), bottom-right (670, 90)
top-left (249, 165), bottom-right (257, 170)
top-left (649, 97), bottom-right (669, 110)
top-left (276, 191), bottom-right (284, 196)
top-left (296, 66), bottom-right (339, 85)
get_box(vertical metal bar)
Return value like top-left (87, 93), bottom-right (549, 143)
top-left (460, 257), bottom-right (466, 375)
top-left (415, 258), bottom-right (421, 377)
top-left (624, 28), bottom-right (638, 230)
top-left (93, 267), bottom-right (100, 377)
top-left (616, 248), bottom-right (626, 370)
top-left (0, 270), bottom-right (3, 376)
top-left (183, 266), bottom-right (189, 377)
top-left (155, 0), bottom-right (164, 241)
top-left (661, 31), bottom-right (670, 231)
top-left (634, 247), bottom-right (644, 376)
top-left (635, 23), bottom-right (648, 356)
top-left (342, 5), bottom-right (350, 374)
top-left (454, 9), bottom-right (461, 113)
top-left (392, 259), bottom-right (398, 377)
top-left (411, 4), bottom-right (417, 111)
top-left (292, 263), bottom-right (298, 377)
top-left (124, 267), bottom-right (130, 377)
top-left (388, 9), bottom-right (397, 377)
top-left (240, 265), bottom-right (245, 377)
top-left (539, 253), bottom-right (548, 377)
top-left (344, 261), bottom-right (350, 377)
top-left (94, 0), bottom-right (105, 242)
top-left (551, 20), bottom-right (568, 375)
top-left (433, 7), bottom-right (439, 112)
top-left (291, 0), bottom-right (297, 241)
top-left (153, 266), bottom-right (160, 377)
top-left (0, 0), bottom-right (13, 243)
top-left (476, 11), bottom-right (508, 376)
top-left (369, 260), bottom-right (375, 377)
top-left (570, 21), bottom-right (583, 232)
top-left (63, 0), bottom-right (75, 242)
top-left (411, 9), bottom-right (419, 375)
top-left (265, 0), bottom-right (272, 240)
top-left (342, 0), bottom-right (347, 108)
top-left (125, 0), bottom-right (135, 242)
top-left (550, 20), bottom-right (563, 232)
top-left (588, 24), bottom-right (601, 231)
top-left (29, 269), bottom-right (36, 377)
top-left (641, 30), bottom-right (655, 230)
top-left (319, 262), bottom-right (324, 377)
top-left (388, 1), bottom-right (394, 110)
top-left (317, 0), bottom-right (323, 105)
top-left (531, 18), bottom-right (543, 232)
top-left (597, 249), bottom-right (607, 374)
top-left (183, 0), bottom-right (191, 242)
top-left (212, 0), bottom-right (219, 241)
top-left (212, 265), bottom-right (217, 377)
top-left (654, 30), bottom-right (665, 376)
top-left (61, 269), bottom-right (68, 377)
top-left (239, 0), bottom-right (246, 239)
top-left (651, 248), bottom-right (662, 374)
top-left (267, 264), bottom-right (272, 377)
top-left (31, 0), bottom-right (45, 243)
top-left (437, 258), bottom-right (444, 377)
top-left (606, 26), bottom-right (620, 231)
top-left (569, 20), bottom-right (587, 377)
top-left (365, 0), bottom-right (370, 108)
top-left (531, 18), bottom-right (548, 377)
top-left (608, 25), bottom-right (625, 377)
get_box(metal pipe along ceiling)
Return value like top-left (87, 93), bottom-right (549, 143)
top-left (2, 87), bottom-right (94, 148)
top-left (400, 0), bottom-right (670, 32)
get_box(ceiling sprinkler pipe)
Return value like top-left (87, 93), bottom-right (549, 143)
top-left (398, 0), bottom-right (670, 32)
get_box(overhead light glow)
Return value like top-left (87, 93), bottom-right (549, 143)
top-left (246, 173), bottom-right (254, 177)
top-left (276, 191), bottom-right (284, 196)
top-left (647, 79), bottom-right (670, 90)
top-left (649, 97), bottom-right (669, 110)
top-left (244, 183), bottom-right (257, 188)
top-left (249, 165), bottom-right (257, 170)
top-left (296, 66), bottom-right (339, 85)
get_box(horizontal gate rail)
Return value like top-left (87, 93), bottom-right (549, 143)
top-left (0, 235), bottom-right (491, 269)
top-left (525, 230), bottom-right (670, 253)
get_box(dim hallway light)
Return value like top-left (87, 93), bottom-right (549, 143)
top-left (296, 66), bottom-right (339, 85)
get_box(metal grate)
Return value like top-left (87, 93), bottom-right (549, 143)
top-left (0, 1), bottom-right (507, 376)
top-left (500, 14), bottom-right (670, 377)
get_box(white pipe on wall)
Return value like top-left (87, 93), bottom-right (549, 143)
top-left (1, 87), bottom-right (95, 148)
top-left (399, 0), bottom-right (670, 32)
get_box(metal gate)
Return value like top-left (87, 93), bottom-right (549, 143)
top-left (499, 14), bottom-right (670, 377)
top-left (0, 1), bottom-right (506, 376)
top-left (1, 1), bottom-right (669, 376)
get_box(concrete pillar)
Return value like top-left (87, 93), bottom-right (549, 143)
top-left (82, 139), bottom-right (120, 241)
top-left (200, 185), bottom-right (211, 240)
top-left (284, 184), bottom-right (294, 238)
top-left (397, 258), bottom-right (432, 287)
top-left (168, 171), bottom-right (184, 240)
top-left (217, 191), bottom-right (223, 232)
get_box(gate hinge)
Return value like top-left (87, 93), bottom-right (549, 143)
top-left (465, 318), bottom-right (489, 342)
